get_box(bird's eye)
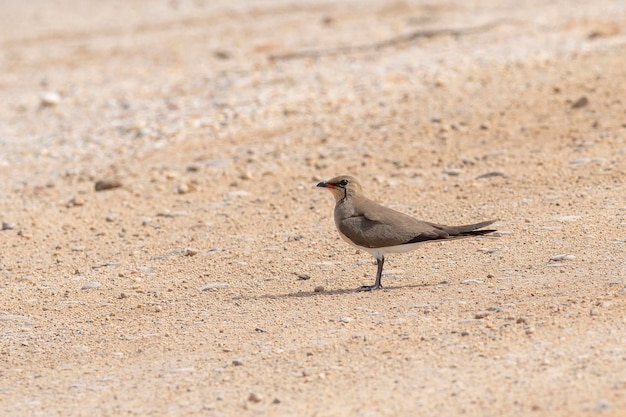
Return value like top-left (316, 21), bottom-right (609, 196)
top-left (339, 179), bottom-right (349, 186)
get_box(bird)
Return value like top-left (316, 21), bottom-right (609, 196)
top-left (316, 175), bottom-right (497, 290)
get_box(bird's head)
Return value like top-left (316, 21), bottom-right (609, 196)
top-left (316, 175), bottom-right (362, 202)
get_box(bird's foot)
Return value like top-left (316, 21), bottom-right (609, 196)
top-left (358, 284), bottom-right (383, 291)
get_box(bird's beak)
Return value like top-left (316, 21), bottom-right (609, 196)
top-left (316, 181), bottom-right (336, 189)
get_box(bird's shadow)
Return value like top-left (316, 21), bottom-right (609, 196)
top-left (234, 282), bottom-right (435, 301)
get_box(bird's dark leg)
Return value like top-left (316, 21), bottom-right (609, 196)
top-left (359, 256), bottom-right (384, 291)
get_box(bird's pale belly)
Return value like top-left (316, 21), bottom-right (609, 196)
top-left (337, 230), bottom-right (425, 259)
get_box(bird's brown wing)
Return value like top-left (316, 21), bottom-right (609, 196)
top-left (338, 201), bottom-right (449, 248)
top-left (337, 198), bottom-right (496, 249)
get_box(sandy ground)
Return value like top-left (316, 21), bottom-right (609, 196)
top-left (1, 1), bottom-right (626, 416)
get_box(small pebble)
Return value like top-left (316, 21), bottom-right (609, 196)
top-left (314, 286), bottom-right (325, 292)
top-left (81, 281), bottom-right (101, 290)
top-left (475, 171), bottom-right (506, 180)
top-left (17, 230), bottom-right (33, 239)
top-left (156, 211), bottom-right (188, 218)
top-left (1, 222), bottom-right (15, 230)
top-left (177, 183), bottom-right (189, 194)
top-left (297, 273), bottom-right (311, 280)
top-left (199, 283), bottom-right (229, 291)
top-left (214, 50), bottom-right (231, 60)
top-left (95, 179), bottom-right (122, 191)
top-left (443, 168), bottom-right (462, 176)
top-left (177, 182), bottom-right (196, 194)
top-left (67, 197), bottom-right (85, 207)
top-left (182, 248), bottom-right (198, 256)
top-left (571, 96), bottom-right (588, 109)
top-left (569, 157), bottom-right (591, 165)
top-left (248, 392), bottom-right (263, 403)
top-left (340, 317), bottom-right (353, 323)
top-left (154, 305), bottom-right (163, 312)
top-left (240, 170), bottom-right (254, 180)
top-left (40, 91), bottom-right (61, 107)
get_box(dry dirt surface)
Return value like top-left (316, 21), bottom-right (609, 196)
top-left (2, 1), bottom-right (626, 416)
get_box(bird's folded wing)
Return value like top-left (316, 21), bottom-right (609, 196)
top-left (339, 209), bottom-right (448, 248)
